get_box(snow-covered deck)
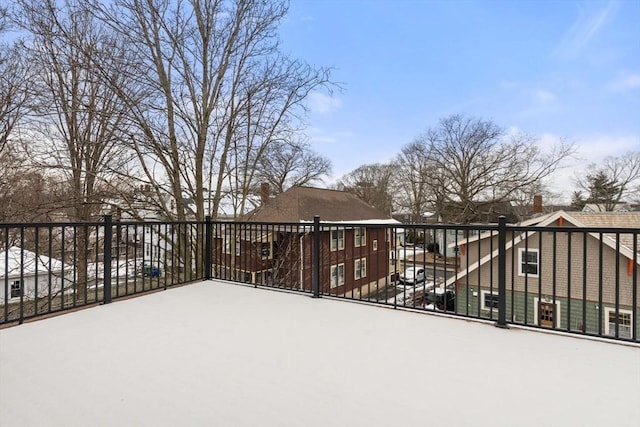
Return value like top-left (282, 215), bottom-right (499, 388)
top-left (1, 280), bottom-right (638, 427)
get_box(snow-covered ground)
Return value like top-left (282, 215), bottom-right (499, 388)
top-left (1, 280), bottom-right (638, 427)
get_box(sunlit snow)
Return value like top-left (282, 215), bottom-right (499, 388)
top-left (1, 280), bottom-right (638, 427)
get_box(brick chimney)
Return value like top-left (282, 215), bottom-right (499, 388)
top-left (533, 194), bottom-right (543, 214)
top-left (260, 183), bottom-right (270, 205)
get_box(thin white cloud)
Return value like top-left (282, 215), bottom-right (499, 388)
top-left (308, 92), bottom-right (342, 115)
top-left (307, 127), bottom-right (353, 145)
top-left (553, 0), bottom-right (617, 59)
top-left (533, 89), bottom-right (557, 104)
top-left (607, 72), bottom-right (640, 92)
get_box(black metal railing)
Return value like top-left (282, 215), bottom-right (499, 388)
top-left (2, 215), bottom-right (638, 343)
top-left (1, 216), bottom-right (207, 324)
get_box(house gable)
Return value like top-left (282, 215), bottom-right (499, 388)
top-left (0, 247), bottom-right (65, 279)
top-left (447, 210), bottom-right (640, 287)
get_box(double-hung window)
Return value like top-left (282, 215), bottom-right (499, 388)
top-left (354, 227), bottom-right (366, 247)
top-left (10, 280), bottom-right (21, 299)
top-left (518, 248), bottom-right (539, 277)
top-left (331, 229), bottom-right (345, 251)
top-left (354, 258), bottom-right (366, 280)
top-left (331, 264), bottom-right (345, 288)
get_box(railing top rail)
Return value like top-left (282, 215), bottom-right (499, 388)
top-left (0, 221), bottom-right (107, 228)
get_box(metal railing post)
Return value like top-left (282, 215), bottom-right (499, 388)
top-left (103, 215), bottom-right (113, 304)
top-left (205, 215), bottom-right (212, 280)
top-left (496, 216), bottom-right (508, 328)
top-left (312, 215), bottom-right (321, 298)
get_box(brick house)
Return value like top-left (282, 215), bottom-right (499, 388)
top-left (212, 186), bottom-right (399, 297)
top-left (447, 211), bottom-right (639, 339)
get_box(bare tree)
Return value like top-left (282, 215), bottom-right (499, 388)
top-left (221, 57), bottom-right (333, 217)
top-left (393, 141), bottom-right (432, 220)
top-left (412, 114), bottom-right (573, 223)
top-left (336, 163), bottom-right (394, 215)
top-left (16, 0), bottom-right (139, 300)
top-left (0, 17), bottom-right (31, 154)
top-left (0, 147), bottom-right (56, 222)
top-left (248, 139), bottom-right (331, 199)
top-left (92, 0), bottom-right (332, 221)
top-left (509, 183), bottom-right (563, 221)
top-left (17, 0), bottom-right (135, 222)
top-left (0, 5), bottom-right (8, 32)
top-left (575, 152), bottom-right (640, 210)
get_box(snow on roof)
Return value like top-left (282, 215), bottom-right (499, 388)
top-left (0, 246), bottom-right (65, 278)
top-left (1, 280), bottom-right (637, 427)
top-left (309, 218), bottom-right (401, 225)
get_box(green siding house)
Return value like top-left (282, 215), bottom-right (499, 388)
top-left (447, 211), bottom-right (639, 339)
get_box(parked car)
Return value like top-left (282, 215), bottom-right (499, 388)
top-left (396, 267), bottom-right (425, 287)
top-left (422, 288), bottom-right (456, 312)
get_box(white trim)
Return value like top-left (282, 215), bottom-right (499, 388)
top-left (354, 257), bottom-right (366, 280)
top-left (330, 229), bottom-right (345, 251)
top-left (518, 248), bottom-right (539, 278)
top-left (534, 297), bottom-right (561, 327)
top-left (604, 307), bottom-right (633, 338)
top-left (480, 290), bottom-right (499, 311)
top-left (445, 210), bottom-right (640, 287)
top-left (330, 263), bottom-right (345, 288)
top-left (10, 280), bottom-right (22, 299)
top-left (354, 227), bottom-right (366, 247)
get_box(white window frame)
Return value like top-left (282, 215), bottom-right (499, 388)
top-left (10, 280), bottom-right (21, 299)
top-left (533, 297), bottom-right (562, 327)
top-left (518, 248), bottom-right (539, 277)
top-left (354, 257), bottom-right (367, 280)
top-left (372, 239), bottom-right (378, 251)
top-left (604, 307), bottom-right (633, 339)
top-left (354, 227), bottom-right (367, 247)
top-left (330, 229), bottom-right (345, 251)
top-left (330, 263), bottom-right (345, 288)
top-left (480, 290), bottom-right (499, 311)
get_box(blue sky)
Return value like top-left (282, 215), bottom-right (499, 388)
top-left (279, 0), bottom-right (640, 198)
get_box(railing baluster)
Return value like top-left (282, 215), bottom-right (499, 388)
top-left (312, 216), bottom-right (320, 298)
top-left (496, 216), bottom-right (507, 328)
top-left (103, 215), bottom-right (112, 305)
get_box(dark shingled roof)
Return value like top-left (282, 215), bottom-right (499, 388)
top-left (243, 186), bottom-right (392, 222)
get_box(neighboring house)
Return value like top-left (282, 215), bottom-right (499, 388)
top-left (436, 200), bottom-right (519, 224)
top-left (213, 186), bottom-right (399, 297)
top-left (433, 200), bottom-right (519, 258)
top-left (448, 211), bottom-right (639, 339)
top-left (129, 223), bottom-right (193, 275)
top-left (0, 247), bottom-right (69, 305)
